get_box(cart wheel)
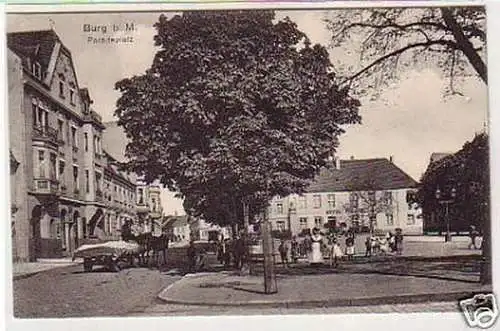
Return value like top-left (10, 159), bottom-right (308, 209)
top-left (83, 258), bottom-right (93, 272)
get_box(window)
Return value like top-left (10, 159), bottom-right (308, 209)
top-left (32, 103), bottom-right (38, 126)
top-left (59, 81), bottom-right (64, 97)
top-left (299, 217), bottom-right (308, 230)
top-left (58, 119), bottom-right (65, 142)
top-left (138, 188), bottom-right (144, 204)
top-left (73, 166), bottom-right (79, 189)
top-left (152, 198), bottom-right (157, 212)
top-left (314, 216), bottom-right (323, 228)
top-left (95, 172), bottom-right (101, 192)
top-left (32, 62), bottom-right (42, 79)
top-left (71, 127), bottom-right (77, 147)
top-left (327, 194), bottom-right (336, 209)
top-left (38, 151), bottom-right (46, 178)
top-left (58, 160), bottom-right (65, 182)
top-left (350, 193), bottom-right (359, 209)
top-left (298, 196), bottom-right (307, 209)
top-left (313, 195), bottom-right (321, 208)
top-left (49, 153), bottom-right (57, 179)
top-left (84, 133), bottom-right (88, 152)
top-left (276, 221), bottom-right (286, 231)
top-left (85, 170), bottom-right (90, 193)
top-left (386, 214), bottom-right (394, 226)
top-left (276, 202), bottom-right (284, 214)
top-left (407, 214), bottom-right (415, 225)
top-left (69, 89), bottom-right (75, 104)
top-left (385, 191), bottom-right (393, 205)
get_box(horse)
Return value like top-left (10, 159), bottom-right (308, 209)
top-left (149, 233), bottom-right (170, 269)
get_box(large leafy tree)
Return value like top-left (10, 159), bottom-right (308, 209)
top-left (418, 133), bottom-right (490, 284)
top-left (115, 11), bottom-right (361, 228)
top-left (325, 6), bottom-right (486, 98)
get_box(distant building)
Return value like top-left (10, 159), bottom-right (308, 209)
top-left (102, 121), bottom-right (164, 233)
top-left (429, 152), bottom-right (452, 164)
top-left (163, 215), bottom-right (191, 244)
top-left (268, 157), bottom-right (423, 236)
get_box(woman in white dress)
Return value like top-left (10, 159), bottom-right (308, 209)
top-left (309, 228), bottom-right (324, 264)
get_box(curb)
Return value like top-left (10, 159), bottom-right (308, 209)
top-left (157, 289), bottom-right (485, 309)
top-left (13, 262), bottom-right (82, 281)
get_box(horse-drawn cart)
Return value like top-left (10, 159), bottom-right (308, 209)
top-left (72, 240), bottom-right (143, 272)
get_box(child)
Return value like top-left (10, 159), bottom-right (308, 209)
top-left (345, 234), bottom-right (355, 261)
top-left (279, 239), bottom-right (289, 267)
top-left (365, 236), bottom-right (372, 257)
top-left (330, 236), bottom-right (343, 268)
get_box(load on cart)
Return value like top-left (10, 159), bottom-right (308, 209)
top-left (72, 240), bottom-right (143, 273)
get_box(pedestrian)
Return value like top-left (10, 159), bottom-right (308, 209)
top-left (279, 239), bottom-right (289, 267)
top-left (187, 239), bottom-right (197, 273)
top-left (365, 236), bottom-right (372, 257)
top-left (395, 229), bottom-right (404, 255)
top-left (290, 236), bottom-right (299, 263)
top-left (330, 236), bottom-right (343, 268)
top-left (345, 233), bottom-right (355, 261)
top-left (468, 225), bottom-right (479, 250)
top-left (233, 236), bottom-right (245, 270)
top-left (223, 238), bottom-right (231, 268)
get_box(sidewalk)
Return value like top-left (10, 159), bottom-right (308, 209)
top-left (12, 257), bottom-right (83, 280)
top-left (158, 271), bottom-right (491, 308)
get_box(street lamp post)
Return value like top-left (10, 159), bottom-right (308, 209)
top-left (435, 187), bottom-right (456, 243)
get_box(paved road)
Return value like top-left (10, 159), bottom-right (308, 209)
top-left (12, 264), bottom-right (181, 318)
top-left (132, 301), bottom-right (460, 316)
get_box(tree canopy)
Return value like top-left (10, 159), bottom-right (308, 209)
top-left (417, 132), bottom-right (489, 231)
top-left (325, 6), bottom-right (486, 98)
top-left (115, 10), bottom-right (361, 227)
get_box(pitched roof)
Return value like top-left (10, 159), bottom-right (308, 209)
top-left (7, 30), bottom-right (62, 73)
top-left (306, 158), bottom-right (418, 193)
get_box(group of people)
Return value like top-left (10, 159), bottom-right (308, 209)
top-left (277, 227), bottom-right (406, 267)
top-left (364, 231), bottom-right (404, 256)
top-left (278, 228), bottom-right (359, 268)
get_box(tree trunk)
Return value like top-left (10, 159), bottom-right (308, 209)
top-left (440, 7), bottom-right (487, 84)
top-left (262, 210), bottom-right (277, 294)
top-left (480, 202), bottom-right (492, 285)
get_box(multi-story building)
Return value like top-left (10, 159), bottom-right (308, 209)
top-left (99, 152), bottom-right (137, 239)
top-left (102, 121), bottom-right (164, 233)
top-left (7, 30), bottom-right (101, 260)
top-left (7, 29), bottom-right (138, 261)
top-left (268, 157), bottom-right (423, 236)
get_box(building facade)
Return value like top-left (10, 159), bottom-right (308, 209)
top-left (268, 158), bottom-right (423, 236)
top-left (7, 30), bottom-right (138, 261)
top-left (102, 121), bottom-right (164, 233)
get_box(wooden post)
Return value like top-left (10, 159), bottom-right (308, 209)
top-left (262, 208), bottom-right (277, 294)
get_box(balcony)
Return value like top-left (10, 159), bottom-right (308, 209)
top-left (32, 125), bottom-right (60, 147)
top-left (33, 178), bottom-right (59, 195)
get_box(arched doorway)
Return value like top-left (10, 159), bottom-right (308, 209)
top-left (31, 205), bottom-right (43, 261)
top-left (88, 208), bottom-right (104, 237)
top-left (60, 209), bottom-right (67, 251)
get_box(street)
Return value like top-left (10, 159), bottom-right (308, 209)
top-left (12, 263), bottom-right (460, 317)
top-left (12, 251), bottom-right (480, 318)
top-left (13, 264), bottom-right (180, 318)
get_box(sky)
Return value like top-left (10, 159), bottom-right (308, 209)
top-left (7, 9), bottom-right (488, 216)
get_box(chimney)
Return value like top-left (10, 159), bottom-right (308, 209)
top-left (335, 157), bottom-right (341, 170)
top-left (389, 156), bottom-right (394, 163)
